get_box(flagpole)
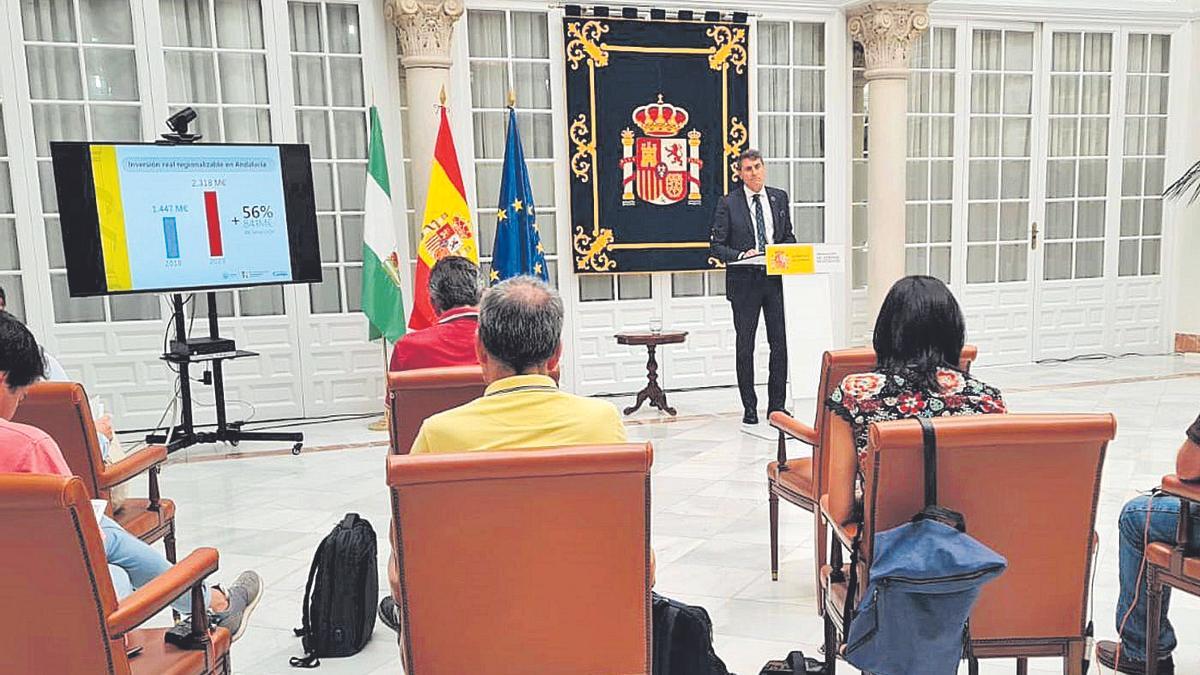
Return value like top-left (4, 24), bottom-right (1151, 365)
top-left (368, 338), bottom-right (390, 432)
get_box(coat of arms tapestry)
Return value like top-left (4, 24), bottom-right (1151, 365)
top-left (563, 11), bottom-right (750, 273)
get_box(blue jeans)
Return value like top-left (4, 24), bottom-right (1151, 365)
top-left (100, 515), bottom-right (208, 616)
top-left (1116, 494), bottom-right (1200, 661)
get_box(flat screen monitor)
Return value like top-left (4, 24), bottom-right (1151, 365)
top-left (50, 142), bottom-right (322, 296)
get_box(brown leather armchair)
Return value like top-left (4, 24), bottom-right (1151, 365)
top-left (387, 366), bottom-right (488, 455)
top-left (1144, 474), bottom-right (1200, 673)
top-left (12, 381), bottom-right (177, 561)
top-left (767, 346), bottom-right (977, 610)
top-left (386, 443), bottom-right (653, 674)
top-left (0, 474), bottom-right (230, 674)
top-left (387, 365), bottom-right (560, 455)
top-left (819, 414), bottom-right (1115, 675)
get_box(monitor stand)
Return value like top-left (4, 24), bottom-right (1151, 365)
top-left (145, 292), bottom-right (304, 455)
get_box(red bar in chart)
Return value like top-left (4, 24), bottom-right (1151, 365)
top-left (203, 191), bottom-right (224, 258)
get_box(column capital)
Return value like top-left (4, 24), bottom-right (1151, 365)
top-left (847, 2), bottom-right (930, 80)
top-left (385, 0), bottom-right (464, 69)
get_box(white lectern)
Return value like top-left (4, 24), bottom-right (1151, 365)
top-left (765, 243), bottom-right (847, 410)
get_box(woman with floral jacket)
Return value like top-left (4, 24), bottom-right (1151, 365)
top-left (826, 276), bottom-right (1006, 509)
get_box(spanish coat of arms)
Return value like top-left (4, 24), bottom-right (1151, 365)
top-left (620, 95), bottom-right (702, 207)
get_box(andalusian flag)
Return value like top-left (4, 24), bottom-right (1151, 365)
top-left (409, 106), bottom-right (478, 330)
top-left (360, 106), bottom-right (406, 342)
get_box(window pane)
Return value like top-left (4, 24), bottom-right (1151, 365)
top-left (23, 0), bottom-right (78, 42)
top-left (344, 267), bottom-right (362, 312)
top-left (326, 4), bottom-right (360, 54)
top-left (166, 52), bottom-right (217, 103)
top-left (161, 0), bottom-right (213, 47)
top-left (51, 274), bottom-right (105, 322)
top-left (1044, 242), bottom-right (1072, 280)
top-left (239, 285), bottom-right (285, 316)
top-left (223, 107), bottom-right (270, 142)
top-left (109, 293), bottom-right (161, 321)
top-left (966, 245), bottom-right (996, 283)
top-left (27, 47), bottom-right (83, 100)
top-left (215, 0), bottom-right (265, 48)
top-left (511, 12), bottom-right (548, 58)
top-left (218, 53), bottom-right (269, 104)
top-left (671, 272), bottom-right (704, 297)
top-left (617, 274), bottom-right (651, 300)
top-left (289, 1), bottom-right (323, 52)
top-left (297, 110), bottom-right (330, 158)
top-left (91, 105), bottom-right (140, 141)
top-left (309, 266), bottom-right (342, 312)
top-left (337, 162), bottom-right (366, 211)
top-left (1074, 240), bottom-right (1103, 278)
top-left (758, 22), bottom-right (789, 65)
top-left (342, 215), bottom-right (364, 261)
top-left (292, 55), bottom-right (326, 105)
top-left (0, 275), bottom-right (25, 321)
top-left (332, 111), bottom-right (366, 159)
top-left (579, 275), bottom-right (613, 301)
top-left (0, 220), bottom-right (19, 269)
top-left (467, 11), bottom-right (506, 58)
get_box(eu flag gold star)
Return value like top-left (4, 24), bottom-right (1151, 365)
top-left (489, 269), bottom-right (500, 281)
top-left (536, 242), bottom-right (544, 254)
top-left (512, 199), bottom-right (523, 212)
top-left (534, 262), bottom-right (543, 275)
top-left (496, 209), bottom-right (507, 221)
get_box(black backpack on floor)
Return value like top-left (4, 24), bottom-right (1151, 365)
top-left (290, 514), bottom-right (378, 668)
top-left (652, 592), bottom-right (733, 675)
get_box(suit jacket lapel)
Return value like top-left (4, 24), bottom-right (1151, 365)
top-left (731, 184), bottom-right (754, 242)
top-left (767, 188), bottom-right (784, 243)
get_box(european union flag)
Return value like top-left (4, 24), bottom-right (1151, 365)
top-left (490, 108), bottom-right (548, 284)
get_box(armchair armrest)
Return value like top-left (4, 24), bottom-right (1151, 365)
top-left (107, 547), bottom-right (219, 637)
top-left (1161, 475), bottom-right (1200, 504)
top-left (769, 411), bottom-right (818, 446)
top-left (99, 445), bottom-right (167, 489)
top-left (819, 496), bottom-right (858, 551)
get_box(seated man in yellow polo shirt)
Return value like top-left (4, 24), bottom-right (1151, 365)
top-left (382, 275), bottom-right (630, 634)
top-left (410, 275), bottom-right (625, 453)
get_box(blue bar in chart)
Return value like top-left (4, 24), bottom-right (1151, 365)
top-left (162, 216), bottom-right (180, 259)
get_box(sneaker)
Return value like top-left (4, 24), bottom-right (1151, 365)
top-left (378, 596), bottom-right (400, 633)
top-left (211, 571), bottom-right (263, 643)
top-left (742, 411), bottom-right (759, 425)
top-left (1095, 639), bottom-right (1174, 674)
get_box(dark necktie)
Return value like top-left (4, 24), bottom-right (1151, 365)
top-left (752, 193), bottom-right (768, 248)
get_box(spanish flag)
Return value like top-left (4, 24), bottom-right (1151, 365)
top-left (409, 106), bottom-right (479, 330)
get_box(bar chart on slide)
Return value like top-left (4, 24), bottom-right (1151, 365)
top-left (203, 190), bottom-right (224, 257)
top-left (163, 216), bottom-right (180, 259)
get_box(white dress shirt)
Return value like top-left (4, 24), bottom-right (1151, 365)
top-left (743, 186), bottom-right (774, 250)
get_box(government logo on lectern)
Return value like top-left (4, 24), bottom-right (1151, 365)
top-left (620, 94), bottom-right (703, 207)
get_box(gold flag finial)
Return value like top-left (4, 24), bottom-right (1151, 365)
top-left (439, 85), bottom-right (447, 106)
top-left (507, 89), bottom-right (516, 107)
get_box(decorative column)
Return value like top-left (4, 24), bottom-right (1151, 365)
top-left (385, 0), bottom-right (464, 217)
top-left (847, 2), bottom-right (929, 320)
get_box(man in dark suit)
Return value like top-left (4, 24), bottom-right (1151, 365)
top-left (709, 149), bottom-right (795, 425)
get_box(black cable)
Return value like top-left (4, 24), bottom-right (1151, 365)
top-left (1034, 351), bottom-right (1176, 365)
top-left (121, 410), bottom-right (378, 435)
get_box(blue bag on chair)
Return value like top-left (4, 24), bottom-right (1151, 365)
top-left (842, 418), bottom-right (1008, 675)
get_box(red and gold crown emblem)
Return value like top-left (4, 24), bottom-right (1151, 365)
top-left (632, 94), bottom-right (689, 137)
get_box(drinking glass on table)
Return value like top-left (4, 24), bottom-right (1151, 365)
top-left (649, 317), bottom-right (662, 334)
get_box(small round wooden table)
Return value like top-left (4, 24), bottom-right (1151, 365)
top-left (614, 331), bottom-right (688, 416)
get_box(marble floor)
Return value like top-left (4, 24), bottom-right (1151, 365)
top-left (129, 353), bottom-right (1200, 674)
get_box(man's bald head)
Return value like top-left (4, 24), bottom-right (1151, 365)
top-left (477, 276), bottom-right (563, 374)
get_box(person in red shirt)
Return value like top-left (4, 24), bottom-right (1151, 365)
top-left (390, 256), bottom-right (482, 371)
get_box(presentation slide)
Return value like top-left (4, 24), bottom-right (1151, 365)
top-left (91, 144), bottom-right (294, 292)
